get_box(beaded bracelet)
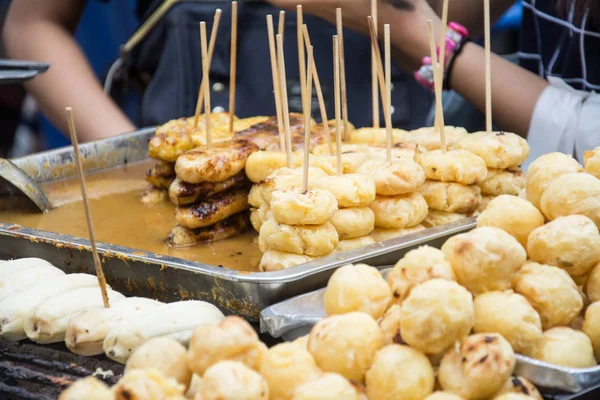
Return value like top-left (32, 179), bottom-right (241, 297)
top-left (414, 22), bottom-right (470, 91)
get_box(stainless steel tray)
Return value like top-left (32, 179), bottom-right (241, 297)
top-left (1, 128), bottom-right (477, 320)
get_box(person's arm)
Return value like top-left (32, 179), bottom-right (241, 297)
top-left (3, 0), bottom-right (136, 142)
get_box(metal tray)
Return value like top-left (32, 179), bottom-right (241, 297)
top-left (1, 128), bottom-right (476, 320)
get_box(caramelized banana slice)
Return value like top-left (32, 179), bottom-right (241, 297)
top-left (174, 190), bottom-right (249, 229)
top-left (145, 161), bottom-right (175, 189)
top-left (168, 172), bottom-right (250, 206)
top-left (168, 212), bottom-right (251, 246)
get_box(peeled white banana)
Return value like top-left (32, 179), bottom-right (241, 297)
top-left (24, 287), bottom-right (125, 344)
top-left (0, 274), bottom-right (100, 341)
top-left (0, 265), bottom-right (65, 302)
top-left (103, 300), bottom-right (225, 364)
top-left (65, 297), bottom-right (163, 356)
top-left (0, 258), bottom-right (63, 287)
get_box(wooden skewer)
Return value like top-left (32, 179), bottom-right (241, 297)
top-left (228, 1), bottom-right (238, 135)
top-left (65, 107), bottom-right (110, 309)
top-left (200, 22), bottom-right (212, 148)
top-left (427, 20), bottom-right (447, 152)
top-left (367, 18), bottom-right (389, 123)
top-left (277, 33), bottom-right (293, 168)
top-left (384, 24), bottom-right (392, 162)
top-left (278, 11), bottom-right (285, 38)
top-left (335, 8), bottom-right (349, 142)
top-left (333, 36), bottom-right (343, 176)
top-left (303, 45), bottom-right (314, 192)
top-left (193, 9), bottom-right (222, 129)
top-left (484, 0), bottom-right (492, 133)
top-left (435, 0), bottom-right (449, 144)
top-left (267, 15), bottom-right (286, 153)
top-left (371, 0), bottom-right (380, 129)
top-left (302, 25), bottom-right (333, 156)
top-left (297, 5), bottom-right (307, 117)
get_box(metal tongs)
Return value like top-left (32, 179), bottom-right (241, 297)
top-left (0, 59), bottom-right (49, 84)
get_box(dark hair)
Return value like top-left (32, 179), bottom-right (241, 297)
top-left (556, 0), bottom-right (600, 22)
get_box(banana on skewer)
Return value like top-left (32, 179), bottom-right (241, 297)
top-left (168, 172), bottom-right (250, 206)
top-left (0, 264), bottom-right (65, 302)
top-left (174, 189), bottom-right (249, 230)
top-left (168, 212), bottom-right (251, 247)
top-left (0, 257), bottom-right (61, 281)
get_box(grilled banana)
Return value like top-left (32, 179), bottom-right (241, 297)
top-left (233, 113), bottom-right (307, 150)
top-left (65, 297), bottom-right (163, 356)
top-left (174, 189), bottom-right (249, 229)
top-left (24, 287), bottom-right (125, 344)
top-left (145, 161), bottom-right (175, 189)
top-left (168, 212), bottom-right (251, 246)
top-left (0, 274), bottom-right (100, 341)
top-left (103, 300), bottom-right (225, 364)
top-left (270, 188), bottom-right (338, 226)
top-left (245, 151), bottom-right (302, 183)
top-left (141, 187), bottom-right (168, 205)
top-left (168, 172), bottom-right (250, 206)
top-left (0, 258), bottom-right (61, 281)
top-left (0, 264), bottom-right (64, 301)
top-left (175, 139), bottom-right (259, 184)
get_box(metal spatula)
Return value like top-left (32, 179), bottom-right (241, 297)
top-left (0, 159), bottom-right (51, 212)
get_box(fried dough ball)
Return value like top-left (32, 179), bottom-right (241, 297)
top-left (113, 369), bottom-right (185, 400)
top-left (378, 304), bottom-right (403, 345)
top-left (293, 335), bottom-right (310, 349)
top-left (258, 167), bottom-right (329, 203)
top-left (529, 327), bottom-right (596, 368)
top-left (248, 185), bottom-right (266, 208)
top-left (401, 279), bottom-right (474, 354)
top-left (245, 152), bottom-right (299, 183)
top-left (311, 143), bottom-right (369, 156)
top-left (199, 361), bottom-right (268, 400)
top-left (324, 264), bottom-right (391, 319)
top-left (259, 219), bottom-right (338, 256)
top-left (477, 195), bottom-right (545, 248)
top-left (415, 149), bottom-right (488, 185)
top-left (368, 143), bottom-right (419, 160)
top-left (270, 188), bottom-right (338, 226)
top-left (309, 174), bottom-right (376, 208)
top-left (441, 227), bottom-right (526, 295)
top-left (329, 207), bottom-right (375, 240)
top-left (422, 211), bottom-right (468, 228)
top-left (477, 195), bottom-right (494, 213)
top-left (258, 250), bottom-right (313, 272)
top-left (250, 208), bottom-right (263, 232)
top-left (525, 152), bottom-right (583, 210)
top-left (357, 158), bottom-right (426, 196)
top-left (458, 132), bottom-right (530, 169)
top-left (348, 127), bottom-right (406, 145)
top-left (404, 126), bottom-right (468, 150)
top-left (338, 151), bottom-right (371, 174)
top-left (292, 373), bottom-right (359, 400)
top-left (584, 147), bottom-right (600, 179)
top-left (370, 225), bottom-right (425, 242)
top-left (365, 344), bottom-right (435, 400)
top-left (59, 377), bottom-right (113, 400)
top-left (479, 168), bottom-right (526, 196)
top-left (370, 193), bottom-right (428, 229)
top-left (584, 303), bottom-right (600, 364)
top-left (513, 262), bottom-right (583, 329)
top-left (418, 181), bottom-right (482, 214)
top-left (541, 172), bottom-right (600, 227)
top-left (438, 333), bottom-right (516, 400)
top-left (527, 215), bottom-right (600, 277)
top-left (387, 245), bottom-right (456, 304)
top-left (586, 263), bottom-right (600, 302)
top-left (495, 376), bottom-right (542, 400)
top-left (335, 236), bottom-right (376, 252)
top-left (259, 342), bottom-right (321, 400)
top-left (425, 392), bottom-right (465, 400)
top-left (308, 312), bottom-right (383, 382)
top-left (473, 291), bottom-right (542, 354)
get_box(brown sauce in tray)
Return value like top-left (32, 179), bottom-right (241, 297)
top-left (0, 161), bottom-right (262, 272)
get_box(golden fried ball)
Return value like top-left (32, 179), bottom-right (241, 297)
top-left (526, 152), bottom-right (583, 210)
top-left (348, 127), bottom-right (406, 145)
top-left (113, 369), bottom-right (185, 400)
top-left (270, 188), bottom-right (338, 226)
top-left (439, 333), bottom-right (516, 400)
top-left (291, 373), bottom-right (359, 400)
top-left (200, 361), bottom-right (268, 400)
top-left (477, 195), bottom-right (545, 248)
top-left (365, 344), bottom-right (434, 400)
top-left (479, 168), bottom-right (526, 196)
top-left (335, 236), bottom-right (376, 252)
top-left (418, 181), bottom-right (481, 214)
top-left (586, 263), bottom-right (600, 303)
top-left (425, 392), bottom-right (465, 400)
top-left (249, 185), bottom-right (266, 208)
top-left (401, 279), bottom-right (474, 354)
top-left (387, 245), bottom-right (456, 304)
top-left (370, 225), bottom-right (425, 242)
top-left (513, 262), bottom-right (583, 329)
top-left (583, 302), bottom-right (600, 360)
top-left (422, 211), bottom-right (468, 228)
top-left (458, 132), bottom-right (529, 169)
top-left (339, 152), bottom-right (372, 174)
top-left (329, 207), bottom-right (375, 240)
top-left (59, 377), bottom-right (113, 400)
top-left (415, 149), bottom-right (488, 185)
top-left (541, 172), bottom-right (600, 227)
top-left (357, 158), bottom-right (426, 196)
top-left (473, 291), bottom-right (542, 354)
top-left (324, 264), bottom-right (391, 319)
top-left (370, 193), bottom-right (428, 229)
top-left (259, 219), bottom-right (338, 256)
top-left (477, 196), bottom-right (494, 213)
top-left (584, 147), bottom-right (600, 179)
top-left (258, 250), bottom-right (313, 272)
top-left (259, 342), bottom-right (321, 400)
top-left (258, 167), bottom-right (328, 203)
top-left (441, 227), bottom-right (526, 295)
top-left (308, 312), bottom-right (383, 382)
top-left (530, 327), bottom-right (596, 368)
top-left (404, 126), bottom-right (468, 151)
top-left (378, 304), bottom-right (403, 346)
top-left (527, 215), bottom-right (600, 277)
top-left (309, 174), bottom-right (376, 208)
top-left (245, 151), bottom-right (298, 183)
top-left (494, 376), bottom-right (542, 400)
top-left (293, 335), bottom-right (310, 349)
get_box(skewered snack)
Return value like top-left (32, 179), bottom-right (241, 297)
top-left (169, 212), bottom-right (251, 246)
top-left (494, 376), bottom-right (542, 400)
top-left (584, 147), bottom-right (600, 179)
top-left (259, 342), bottom-right (321, 400)
top-left (415, 149), bottom-right (488, 185)
top-left (168, 172), bottom-right (250, 206)
top-left (369, 142), bottom-right (419, 160)
top-left (245, 151), bottom-right (301, 183)
top-left (335, 235), bottom-right (376, 252)
top-left (378, 304), bottom-right (403, 345)
top-left (401, 279), bottom-right (474, 354)
top-left (259, 219), bottom-right (338, 256)
top-left (348, 127), bottom-right (406, 144)
top-left (259, 250), bottom-right (314, 272)
top-left (309, 174), bottom-right (376, 208)
top-left (113, 368), bottom-right (186, 400)
top-left (583, 302), bottom-right (600, 360)
top-left (324, 264), bottom-right (391, 319)
top-left (540, 172), bottom-right (600, 227)
top-left (250, 205), bottom-right (272, 232)
top-left (387, 245), bottom-right (456, 304)
top-left (527, 215), bottom-right (600, 277)
top-left (458, 132), bottom-right (530, 169)
top-left (369, 193), bottom-right (428, 229)
top-left (145, 160), bottom-right (176, 189)
top-left (441, 227), bottom-right (527, 294)
top-left (0, 257), bottom-right (63, 286)
top-left (257, 167), bottom-right (329, 203)
top-left (525, 152), bottom-right (583, 210)
top-left (270, 188), bottom-right (338, 226)
top-left (174, 189), bottom-right (249, 229)
top-left (24, 287), bottom-right (125, 344)
top-left (58, 376), bottom-right (113, 400)
top-left (473, 291), bottom-right (542, 354)
top-left (586, 263), bottom-right (600, 302)
top-left (425, 393), bottom-right (465, 400)
top-left (249, 184), bottom-right (267, 207)
top-left (403, 126), bottom-right (468, 150)
top-left (0, 264), bottom-right (65, 301)
top-left (311, 142), bottom-right (370, 156)
top-left (422, 211), bottom-right (468, 228)
top-left (357, 158), bottom-right (426, 196)
top-left (417, 181), bottom-right (481, 214)
top-left (529, 327), bottom-right (596, 368)
top-left (125, 337), bottom-right (192, 389)
top-left (438, 333), bottom-right (516, 400)
top-left (479, 168), bottom-right (525, 196)
top-left (513, 262), bottom-right (583, 329)
top-left (370, 224), bottom-right (425, 242)
top-left (477, 195), bottom-right (545, 248)
top-left (233, 113), bottom-right (306, 150)
top-left (329, 207), bottom-right (375, 239)
top-left (200, 360), bottom-right (269, 400)
top-left (65, 297), bottom-right (162, 356)
top-left (292, 372), bottom-right (359, 400)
